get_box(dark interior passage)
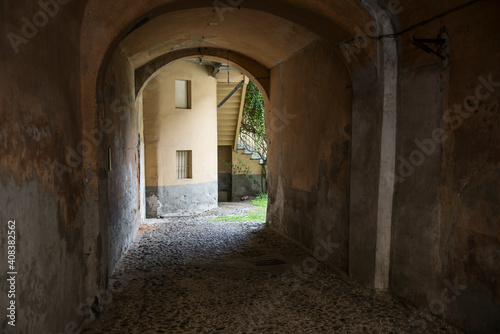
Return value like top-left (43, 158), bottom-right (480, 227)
top-left (1, 1), bottom-right (499, 333)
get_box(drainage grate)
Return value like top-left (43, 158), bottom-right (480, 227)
top-left (253, 259), bottom-right (287, 266)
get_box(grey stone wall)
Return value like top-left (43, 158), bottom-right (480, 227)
top-left (146, 181), bottom-right (218, 217)
top-left (232, 174), bottom-right (265, 200)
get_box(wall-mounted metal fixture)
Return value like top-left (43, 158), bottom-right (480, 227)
top-left (211, 64), bottom-right (221, 78)
top-left (412, 37), bottom-right (446, 60)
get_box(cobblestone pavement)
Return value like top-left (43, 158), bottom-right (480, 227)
top-left (81, 203), bottom-right (462, 334)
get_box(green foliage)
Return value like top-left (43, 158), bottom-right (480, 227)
top-left (220, 157), bottom-right (259, 190)
top-left (240, 81), bottom-right (268, 193)
top-left (209, 209), bottom-right (266, 223)
top-left (241, 81), bottom-right (266, 144)
top-left (251, 194), bottom-right (268, 208)
top-left (241, 82), bottom-right (266, 163)
top-left (209, 195), bottom-right (268, 223)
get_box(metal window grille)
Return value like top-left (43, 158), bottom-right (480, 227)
top-left (176, 150), bottom-right (192, 179)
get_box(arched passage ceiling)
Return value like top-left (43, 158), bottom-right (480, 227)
top-left (80, 0), bottom-right (483, 152)
top-left (81, 0), bottom-right (482, 88)
top-left (120, 8), bottom-right (319, 69)
top-left (81, 0), bottom-right (372, 105)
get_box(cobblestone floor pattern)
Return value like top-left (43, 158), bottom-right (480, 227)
top-left (82, 203), bottom-right (463, 334)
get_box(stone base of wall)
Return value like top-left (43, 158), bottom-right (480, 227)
top-left (232, 174), bottom-right (265, 200)
top-left (218, 173), bottom-right (231, 202)
top-left (146, 181), bottom-right (218, 217)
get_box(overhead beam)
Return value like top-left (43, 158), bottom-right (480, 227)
top-left (211, 64), bottom-right (221, 78)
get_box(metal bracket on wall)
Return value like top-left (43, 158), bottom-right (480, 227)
top-left (412, 37), bottom-right (446, 60)
top-left (212, 64), bottom-right (221, 78)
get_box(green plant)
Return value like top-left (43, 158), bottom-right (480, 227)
top-left (251, 194), bottom-right (268, 208)
top-left (220, 157), bottom-right (260, 190)
top-left (209, 195), bottom-right (268, 223)
top-left (240, 81), bottom-right (267, 193)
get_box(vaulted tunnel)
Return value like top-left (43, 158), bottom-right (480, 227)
top-left (97, 5), bottom-right (356, 292)
top-left (1, 0), bottom-right (499, 333)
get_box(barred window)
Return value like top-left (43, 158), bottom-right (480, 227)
top-left (176, 150), bottom-right (192, 179)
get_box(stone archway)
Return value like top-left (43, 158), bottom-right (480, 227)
top-left (79, 0), bottom-right (398, 301)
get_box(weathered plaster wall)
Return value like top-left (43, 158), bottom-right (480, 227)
top-left (0, 178), bottom-right (85, 333)
top-left (0, 1), bottom-right (87, 332)
top-left (143, 61), bottom-right (218, 216)
top-left (267, 39), bottom-right (352, 270)
top-left (348, 62), bottom-right (383, 288)
top-left (137, 91), bottom-right (147, 223)
top-left (391, 1), bottom-right (500, 332)
top-left (391, 63), bottom-right (445, 305)
top-left (101, 47), bottom-right (142, 276)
